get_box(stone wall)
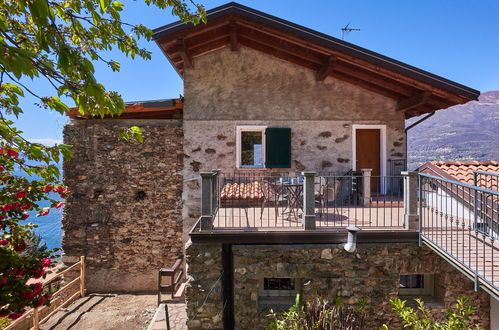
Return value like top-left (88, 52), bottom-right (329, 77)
top-left (185, 241), bottom-right (224, 329)
top-left (62, 119), bottom-right (184, 292)
top-left (185, 242), bottom-right (490, 329)
top-left (181, 46), bottom-right (406, 238)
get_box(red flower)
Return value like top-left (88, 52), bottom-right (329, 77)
top-left (0, 239), bottom-right (8, 246)
top-left (6, 149), bottom-right (19, 158)
top-left (40, 209), bottom-right (50, 216)
top-left (8, 311), bottom-right (25, 320)
top-left (42, 184), bottom-right (52, 192)
top-left (0, 278), bottom-right (7, 285)
top-left (13, 242), bottom-right (26, 252)
top-left (56, 186), bottom-right (64, 193)
top-left (34, 269), bottom-right (45, 279)
top-left (54, 202), bottom-right (65, 209)
top-left (3, 202), bottom-right (19, 212)
top-left (22, 213), bottom-right (29, 219)
top-left (20, 203), bottom-right (32, 210)
top-left (0, 147), bottom-right (3, 154)
top-left (14, 190), bottom-right (28, 199)
top-left (0, 215), bottom-right (6, 220)
top-left (36, 296), bottom-right (46, 307)
top-left (22, 291), bottom-right (35, 300)
top-left (33, 282), bottom-right (43, 292)
top-left (0, 165), bottom-right (4, 172)
top-left (41, 258), bottom-right (51, 268)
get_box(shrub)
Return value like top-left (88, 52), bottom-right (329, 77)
top-left (268, 295), bottom-right (366, 330)
top-left (383, 296), bottom-right (483, 329)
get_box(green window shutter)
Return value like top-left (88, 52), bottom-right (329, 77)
top-left (265, 127), bottom-right (291, 168)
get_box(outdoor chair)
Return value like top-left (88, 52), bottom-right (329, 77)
top-left (260, 181), bottom-right (288, 224)
top-left (314, 176), bottom-right (341, 219)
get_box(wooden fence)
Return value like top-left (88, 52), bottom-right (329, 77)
top-left (4, 256), bottom-right (86, 330)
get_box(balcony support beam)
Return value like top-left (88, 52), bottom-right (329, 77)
top-left (403, 171), bottom-right (419, 231)
top-left (200, 172), bottom-right (214, 230)
top-left (302, 171), bottom-right (316, 230)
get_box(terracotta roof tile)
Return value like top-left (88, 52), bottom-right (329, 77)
top-left (430, 161), bottom-right (499, 190)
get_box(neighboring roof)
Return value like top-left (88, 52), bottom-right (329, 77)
top-left (152, 2), bottom-right (479, 119)
top-left (418, 161), bottom-right (499, 189)
top-left (68, 98), bottom-right (183, 120)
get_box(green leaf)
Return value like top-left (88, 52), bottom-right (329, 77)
top-left (112, 1), bottom-right (124, 11)
top-left (2, 83), bottom-right (24, 96)
top-left (59, 144), bottom-right (73, 161)
top-left (130, 126), bottom-right (143, 143)
top-left (47, 96), bottom-right (69, 114)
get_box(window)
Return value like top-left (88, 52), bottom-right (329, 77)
top-left (236, 126), bottom-right (291, 169)
top-left (236, 126), bottom-right (265, 169)
top-left (259, 278), bottom-right (300, 311)
top-left (399, 274), bottom-right (434, 296)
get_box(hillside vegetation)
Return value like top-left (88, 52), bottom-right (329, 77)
top-left (407, 90), bottom-right (499, 169)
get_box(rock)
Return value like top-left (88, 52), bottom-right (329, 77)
top-left (321, 249), bottom-right (333, 259)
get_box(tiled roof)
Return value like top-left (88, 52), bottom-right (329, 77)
top-left (418, 161), bottom-right (499, 191)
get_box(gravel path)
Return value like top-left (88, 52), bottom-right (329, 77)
top-left (40, 294), bottom-right (157, 330)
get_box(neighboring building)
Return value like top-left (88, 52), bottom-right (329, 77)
top-left (62, 2), bottom-right (498, 329)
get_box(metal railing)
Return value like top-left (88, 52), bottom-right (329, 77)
top-left (213, 172), bottom-right (301, 228)
top-left (474, 170), bottom-right (499, 193)
top-left (418, 173), bottom-right (499, 294)
top-left (197, 170), bottom-right (407, 231)
top-left (318, 174), bottom-right (404, 228)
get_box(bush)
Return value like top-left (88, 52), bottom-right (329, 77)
top-left (267, 295), bottom-right (366, 330)
top-left (383, 296), bottom-right (483, 329)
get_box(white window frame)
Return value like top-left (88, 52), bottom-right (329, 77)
top-left (352, 124), bottom-right (387, 193)
top-left (399, 274), bottom-right (434, 296)
top-left (236, 126), bottom-right (267, 169)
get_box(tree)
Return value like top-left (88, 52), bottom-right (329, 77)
top-left (0, 0), bottom-right (206, 319)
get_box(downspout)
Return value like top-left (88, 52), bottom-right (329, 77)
top-left (404, 112), bottom-right (435, 170)
top-left (221, 244), bottom-right (234, 329)
top-left (404, 112), bottom-right (435, 133)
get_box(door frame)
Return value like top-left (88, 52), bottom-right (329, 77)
top-left (352, 124), bottom-right (387, 192)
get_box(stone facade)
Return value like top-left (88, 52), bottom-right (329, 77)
top-left (185, 242), bottom-right (490, 329)
top-left (62, 119), bottom-right (183, 292)
top-left (182, 46), bottom-right (407, 238)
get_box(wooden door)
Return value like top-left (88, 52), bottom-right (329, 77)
top-left (356, 129), bottom-right (381, 193)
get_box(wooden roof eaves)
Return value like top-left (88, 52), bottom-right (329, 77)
top-left (67, 99), bottom-right (183, 119)
top-left (152, 2), bottom-right (479, 101)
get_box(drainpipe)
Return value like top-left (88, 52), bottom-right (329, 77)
top-left (344, 226), bottom-right (360, 253)
top-left (404, 112), bottom-right (435, 133)
top-left (404, 112), bottom-right (435, 170)
top-left (221, 244), bottom-right (234, 329)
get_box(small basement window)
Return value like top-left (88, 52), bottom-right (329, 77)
top-left (399, 274), bottom-right (434, 296)
top-left (259, 278), bottom-right (300, 311)
top-left (236, 126), bottom-right (291, 169)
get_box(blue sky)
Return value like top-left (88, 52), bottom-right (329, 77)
top-left (11, 0), bottom-right (499, 144)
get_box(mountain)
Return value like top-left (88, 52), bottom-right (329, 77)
top-left (407, 90), bottom-right (499, 170)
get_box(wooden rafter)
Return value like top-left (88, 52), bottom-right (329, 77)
top-left (178, 38), bottom-right (193, 68)
top-left (397, 91), bottom-right (431, 112)
top-left (154, 10), bottom-right (476, 117)
top-left (229, 21), bottom-right (239, 51)
top-left (316, 56), bottom-right (337, 81)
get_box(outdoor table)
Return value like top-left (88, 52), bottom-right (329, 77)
top-left (276, 179), bottom-right (303, 220)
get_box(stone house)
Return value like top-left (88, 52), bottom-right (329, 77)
top-left (62, 2), bottom-right (499, 329)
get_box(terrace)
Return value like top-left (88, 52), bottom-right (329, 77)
top-left (190, 169), bottom-right (499, 299)
top-left (192, 170), bottom-right (411, 233)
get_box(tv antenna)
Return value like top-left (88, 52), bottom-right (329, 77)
top-left (341, 23), bottom-right (361, 40)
